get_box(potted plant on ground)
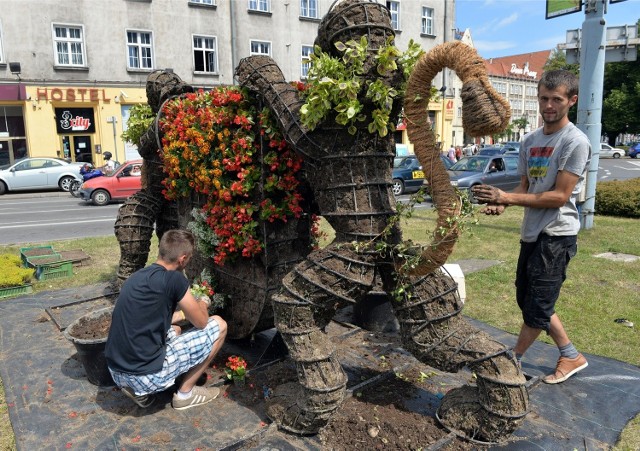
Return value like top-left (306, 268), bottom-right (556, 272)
top-left (0, 254), bottom-right (35, 299)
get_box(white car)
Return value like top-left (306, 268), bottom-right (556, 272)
top-left (0, 157), bottom-right (84, 195)
top-left (600, 143), bottom-right (625, 159)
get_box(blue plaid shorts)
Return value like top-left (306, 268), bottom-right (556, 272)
top-left (109, 317), bottom-right (220, 395)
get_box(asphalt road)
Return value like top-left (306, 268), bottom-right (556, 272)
top-left (0, 158), bottom-right (637, 246)
top-left (0, 192), bottom-right (121, 245)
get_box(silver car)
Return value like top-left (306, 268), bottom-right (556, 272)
top-left (448, 155), bottom-right (521, 202)
top-left (0, 157), bottom-right (84, 195)
top-left (599, 143), bottom-right (625, 159)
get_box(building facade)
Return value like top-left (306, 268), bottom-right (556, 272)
top-left (483, 49), bottom-right (552, 144)
top-left (0, 0), bottom-right (455, 167)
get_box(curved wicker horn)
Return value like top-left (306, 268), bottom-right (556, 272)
top-left (403, 41), bottom-right (511, 276)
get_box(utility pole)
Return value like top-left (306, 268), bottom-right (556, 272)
top-left (575, 0), bottom-right (606, 230)
top-left (559, 0), bottom-right (639, 230)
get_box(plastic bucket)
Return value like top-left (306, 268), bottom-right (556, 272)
top-left (63, 307), bottom-right (115, 386)
top-left (353, 292), bottom-right (399, 333)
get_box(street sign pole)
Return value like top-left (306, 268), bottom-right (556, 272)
top-left (575, 0), bottom-right (606, 230)
top-left (558, 0), bottom-right (639, 229)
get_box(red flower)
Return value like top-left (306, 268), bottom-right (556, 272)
top-left (159, 89), bottom-right (306, 265)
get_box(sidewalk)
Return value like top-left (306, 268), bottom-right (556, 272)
top-left (1, 280), bottom-right (639, 450)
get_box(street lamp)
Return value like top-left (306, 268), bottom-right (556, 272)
top-left (9, 62), bottom-right (22, 100)
top-left (9, 62), bottom-right (21, 80)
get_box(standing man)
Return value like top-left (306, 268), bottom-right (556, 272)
top-left (106, 229), bottom-right (227, 408)
top-left (472, 70), bottom-right (590, 384)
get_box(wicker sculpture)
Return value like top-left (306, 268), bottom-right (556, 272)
top-left (234, 0), bottom-right (528, 442)
top-left (114, 0), bottom-right (528, 442)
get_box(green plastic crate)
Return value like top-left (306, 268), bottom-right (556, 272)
top-left (26, 255), bottom-right (73, 281)
top-left (20, 246), bottom-right (57, 266)
top-left (0, 284), bottom-right (33, 299)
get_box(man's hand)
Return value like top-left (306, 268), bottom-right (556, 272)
top-left (472, 184), bottom-right (506, 205)
top-left (479, 204), bottom-right (506, 215)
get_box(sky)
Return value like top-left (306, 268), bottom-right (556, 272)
top-left (456, 0), bottom-right (640, 59)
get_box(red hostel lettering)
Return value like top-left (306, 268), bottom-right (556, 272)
top-left (33, 88), bottom-right (110, 103)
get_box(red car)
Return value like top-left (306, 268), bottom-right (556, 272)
top-left (78, 159), bottom-right (142, 205)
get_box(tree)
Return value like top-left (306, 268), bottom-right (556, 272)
top-left (601, 19), bottom-right (640, 144)
top-left (512, 116), bottom-right (529, 139)
top-left (602, 58), bottom-right (640, 144)
top-left (543, 47), bottom-right (579, 75)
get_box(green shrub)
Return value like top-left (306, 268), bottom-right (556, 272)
top-left (0, 254), bottom-right (34, 288)
top-left (595, 178), bottom-right (640, 218)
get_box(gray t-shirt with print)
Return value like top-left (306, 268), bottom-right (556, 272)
top-left (518, 122), bottom-right (591, 242)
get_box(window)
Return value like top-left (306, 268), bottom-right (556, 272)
top-left (421, 7), bottom-right (434, 35)
top-left (492, 81), bottom-right (507, 94)
top-left (301, 45), bottom-right (313, 78)
top-left (526, 86), bottom-right (537, 96)
top-left (249, 0), bottom-right (269, 12)
top-left (300, 0), bottom-right (318, 18)
top-left (250, 40), bottom-right (271, 56)
top-left (387, 1), bottom-right (400, 30)
top-left (127, 30), bottom-right (153, 70)
top-left (53, 25), bottom-right (85, 67)
top-left (509, 84), bottom-right (523, 95)
top-left (193, 35), bottom-right (218, 73)
top-left (189, 0), bottom-right (215, 4)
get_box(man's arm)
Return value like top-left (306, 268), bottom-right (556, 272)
top-left (177, 289), bottom-right (210, 329)
top-left (473, 171), bottom-right (579, 209)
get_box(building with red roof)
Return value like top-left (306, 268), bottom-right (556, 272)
top-left (483, 50), bottom-right (553, 141)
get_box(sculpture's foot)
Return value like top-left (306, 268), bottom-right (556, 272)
top-left (266, 382), bottom-right (344, 435)
top-left (436, 385), bottom-right (525, 444)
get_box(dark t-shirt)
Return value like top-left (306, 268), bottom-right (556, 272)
top-left (105, 263), bottom-right (190, 375)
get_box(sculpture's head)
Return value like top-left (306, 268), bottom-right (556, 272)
top-left (146, 70), bottom-right (194, 113)
top-left (315, 0), bottom-right (395, 60)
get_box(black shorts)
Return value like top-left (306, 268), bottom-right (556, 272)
top-left (515, 234), bottom-right (577, 332)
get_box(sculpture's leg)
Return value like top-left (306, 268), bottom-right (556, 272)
top-left (268, 245), bottom-right (376, 434)
top-left (389, 270), bottom-right (528, 443)
top-left (114, 190), bottom-right (163, 286)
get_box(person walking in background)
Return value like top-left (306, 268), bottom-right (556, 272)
top-left (472, 69), bottom-right (591, 384)
top-left (447, 144), bottom-right (457, 163)
top-left (464, 143), bottom-right (474, 157)
top-left (106, 229), bottom-right (227, 408)
top-left (455, 146), bottom-right (462, 161)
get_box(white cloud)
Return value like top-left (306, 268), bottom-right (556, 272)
top-left (497, 13), bottom-right (518, 28)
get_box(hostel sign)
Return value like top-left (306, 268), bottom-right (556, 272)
top-left (55, 108), bottom-right (96, 134)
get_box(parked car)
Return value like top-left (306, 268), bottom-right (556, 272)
top-left (78, 159), bottom-right (142, 205)
top-left (501, 141), bottom-right (521, 152)
top-left (477, 146), bottom-right (507, 156)
top-left (0, 157), bottom-right (83, 195)
top-left (627, 142), bottom-right (640, 159)
top-left (448, 155), bottom-right (520, 202)
top-left (392, 154), bottom-right (452, 196)
top-left (599, 143), bottom-right (625, 159)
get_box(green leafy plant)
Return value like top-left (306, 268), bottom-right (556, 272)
top-left (300, 38), bottom-right (426, 137)
top-left (187, 207), bottom-right (220, 257)
top-left (0, 254), bottom-right (34, 288)
top-left (121, 104), bottom-right (154, 146)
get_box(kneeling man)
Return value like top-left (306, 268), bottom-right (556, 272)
top-left (106, 229), bottom-right (227, 409)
